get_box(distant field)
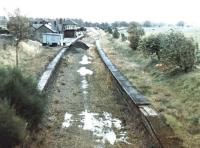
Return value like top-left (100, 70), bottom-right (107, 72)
top-left (144, 26), bottom-right (200, 46)
top-left (119, 26), bottom-right (200, 47)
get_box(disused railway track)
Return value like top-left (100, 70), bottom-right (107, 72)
top-left (36, 35), bottom-right (183, 147)
top-left (37, 36), bottom-right (84, 91)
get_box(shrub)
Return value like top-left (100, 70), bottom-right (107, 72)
top-left (139, 31), bottom-right (197, 72)
top-left (128, 22), bottom-right (145, 50)
top-left (121, 33), bottom-right (127, 41)
top-left (143, 20), bottom-right (152, 27)
top-left (0, 99), bottom-right (26, 148)
top-left (159, 31), bottom-right (197, 72)
top-left (138, 34), bottom-right (162, 60)
top-left (112, 28), bottom-right (120, 39)
top-left (107, 27), bottom-right (113, 34)
top-left (187, 113), bottom-right (200, 125)
top-left (0, 67), bottom-right (47, 129)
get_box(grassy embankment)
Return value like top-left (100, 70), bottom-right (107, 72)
top-left (101, 27), bottom-right (200, 147)
top-left (0, 39), bottom-right (60, 147)
top-left (0, 40), bottom-right (60, 78)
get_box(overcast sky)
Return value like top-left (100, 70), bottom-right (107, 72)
top-left (1, 0), bottom-right (200, 25)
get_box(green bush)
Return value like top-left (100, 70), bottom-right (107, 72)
top-left (159, 31), bottom-right (197, 72)
top-left (138, 34), bottom-right (162, 60)
top-left (187, 113), bottom-right (200, 125)
top-left (121, 33), bottom-right (127, 41)
top-left (0, 67), bottom-right (47, 129)
top-left (112, 28), bottom-right (120, 39)
top-left (0, 99), bottom-right (26, 148)
top-left (139, 31), bottom-right (197, 72)
top-left (107, 27), bottom-right (113, 34)
top-left (128, 22), bottom-right (145, 50)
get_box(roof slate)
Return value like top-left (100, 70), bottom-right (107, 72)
top-left (63, 20), bottom-right (77, 25)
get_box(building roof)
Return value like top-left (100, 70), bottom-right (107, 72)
top-left (63, 20), bottom-right (77, 25)
top-left (32, 24), bottom-right (43, 29)
top-left (35, 24), bottom-right (56, 33)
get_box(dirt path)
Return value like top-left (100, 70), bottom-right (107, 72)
top-left (32, 37), bottom-right (154, 147)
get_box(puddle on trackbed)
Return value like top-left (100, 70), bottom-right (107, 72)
top-left (79, 110), bottom-right (130, 145)
top-left (62, 55), bottom-right (130, 145)
top-left (62, 111), bottom-right (130, 145)
top-left (79, 55), bottom-right (92, 65)
top-left (62, 113), bottom-right (73, 128)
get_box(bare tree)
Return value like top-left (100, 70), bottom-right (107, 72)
top-left (7, 8), bottom-right (30, 67)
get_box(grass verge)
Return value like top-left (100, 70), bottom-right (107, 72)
top-left (101, 33), bottom-right (200, 147)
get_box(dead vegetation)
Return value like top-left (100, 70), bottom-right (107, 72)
top-left (0, 39), bottom-right (60, 78)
